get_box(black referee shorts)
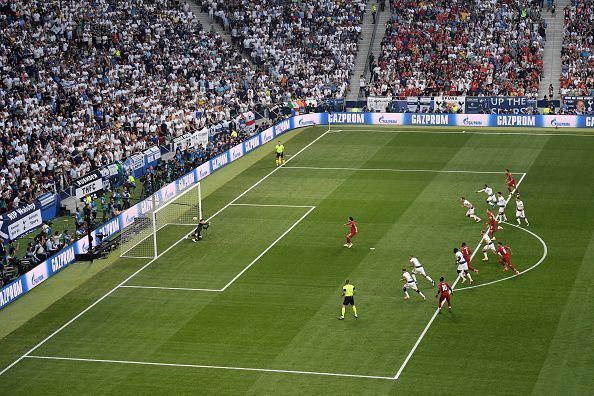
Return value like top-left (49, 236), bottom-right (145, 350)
top-left (343, 296), bottom-right (355, 306)
top-left (276, 152), bottom-right (284, 159)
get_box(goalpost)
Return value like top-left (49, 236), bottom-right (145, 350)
top-left (120, 182), bottom-right (202, 259)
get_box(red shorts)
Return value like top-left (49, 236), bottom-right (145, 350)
top-left (501, 256), bottom-right (511, 265)
top-left (463, 255), bottom-right (471, 264)
top-left (507, 180), bottom-right (516, 188)
top-left (439, 294), bottom-right (451, 306)
top-left (347, 231), bottom-right (357, 238)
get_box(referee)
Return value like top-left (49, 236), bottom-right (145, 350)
top-left (275, 140), bottom-right (285, 166)
top-left (339, 279), bottom-right (358, 320)
top-left (191, 218), bottom-right (210, 242)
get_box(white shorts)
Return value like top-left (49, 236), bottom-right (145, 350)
top-left (488, 195), bottom-right (497, 204)
top-left (403, 282), bottom-right (418, 291)
top-left (483, 243), bottom-right (496, 253)
top-left (457, 263), bottom-right (469, 272)
top-left (413, 267), bottom-right (426, 276)
top-left (516, 209), bottom-right (525, 218)
top-left (466, 208), bottom-right (475, 216)
top-left (498, 206), bottom-right (505, 214)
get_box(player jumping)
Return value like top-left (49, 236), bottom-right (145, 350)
top-left (339, 279), bottom-right (358, 320)
top-left (515, 195), bottom-right (529, 226)
top-left (401, 268), bottom-right (426, 300)
top-left (190, 218), bottom-right (210, 242)
top-left (476, 184), bottom-right (497, 207)
top-left (454, 248), bottom-right (473, 284)
top-left (344, 216), bottom-right (357, 248)
top-left (461, 197), bottom-right (481, 222)
top-left (435, 277), bottom-right (453, 314)
top-left (461, 242), bottom-right (479, 274)
top-left (481, 230), bottom-right (497, 261)
top-left (497, 242), bottom-right (520, 275)
top-left (409, 255), bottom-right (435, 287)
top-left (505, 169), bottom-right (518, 194)
top-left (495, 192), bottom-right (508, 222)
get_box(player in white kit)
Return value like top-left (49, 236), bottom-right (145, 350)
top-left (477, 184), bottom-right (497, 207)
top-left (495, 192), bottom-right (507, 222)
top-left (480, 230), bottom-right (497, 261)
top-left (409, 255), bottom-right (435, 287)
top-left (515, 195), bottom-right (529, 226)
top-left (401, 268), bottom-right (426, 300)
top-left (453, 248), bottom-right (473, 284)
top-left (460, 197), bottom-right (481, 222)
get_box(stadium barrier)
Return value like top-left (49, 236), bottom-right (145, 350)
top-left (2, 112), bottom-right (593, 310)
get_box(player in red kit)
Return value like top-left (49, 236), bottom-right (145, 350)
top-left (435, 277), bottom-right (452, 314)
top-left (497, 242), bottom-right (520, 275)
top-left (487, 209), bottom-right (502, 235)
top-left (506, 169), bottom-right (518, 193)
top-left (461, 242), bottom-right (479, 274)
top-left (344, 217), bottom-right (357, 248)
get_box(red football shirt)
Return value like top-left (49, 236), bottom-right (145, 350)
top-left (349, 220), bottom-right (357, 234)
top-left (497, 245), bottom-right (511, 259)
top-left (438, 282), bottom-right (451, 296)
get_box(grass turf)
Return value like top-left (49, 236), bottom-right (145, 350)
top-left (0, 125), bottom-right (593, 395)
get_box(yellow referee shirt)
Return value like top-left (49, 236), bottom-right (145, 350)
top-left (343, 284), bottom-right (355, 297)
top-left (275, 144), bottom-right (284, 154)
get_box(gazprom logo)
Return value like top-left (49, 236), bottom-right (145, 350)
top-left (274, 120), bottom-right (291, 135)
top-left (244, 136), bottom-right (260, 152)
top-left (177, 173), bottom-right (194, 191)
top-left (378, 116), bottom-right (398, 124)
top-left (298, 119), bottom-right (315, 126)
top-left (463, 117), bottom-right (482, 126)
top-left (50, 246), bottom-right (76, 273)
top-left (550, 118), bottom-right (570, 127)
top-left (586, 117), bottom-right (594, 127)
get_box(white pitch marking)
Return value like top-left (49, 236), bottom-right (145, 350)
top-left (0, 129), bottom-right (330, 377)
top-left (456, 221), bottom-right (548, 292)
top-left (119, 285), bottom-right (222, 292)
top-left (221, 206), bottom-right (315, 291)
top-left (393, 174), bottom-right (527, 380)
top-left (230, 203), bottom-right (315, 209)
top-left (282, 166), bottom-right (515, 175)
top-left (24, 355), bottom-right (395, 381)
top-left (330, 128), bottom-right (594, 138)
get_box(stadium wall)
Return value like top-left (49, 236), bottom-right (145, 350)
top-left (2, 112), bottom-right (593, 310)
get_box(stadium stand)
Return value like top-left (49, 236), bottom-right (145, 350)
top-left (368, 0), bottom-right (547, 98)
top-left (0, 0), bottom-right (276, 211)
top-left (202, 0), bottom-right (366, 100)
top-left (560, 0), bottom-right (594, 96)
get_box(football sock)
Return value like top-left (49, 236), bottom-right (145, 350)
top-left (483, 252), bottom-right (488, 260)
top-left (418, 290), bottom-right (426, 299)
top-left (404, 291), bottom-right (410, 298)
top-left (352, 306), bottom-right (358, 316)
top-left (341, 307), bottom-right (345, 317)
top-left (412, 274), bottom-right (418, 283)
top-left (467, 273), bottom-right (473, 282)
top-left (517, 218), bottom-right (521, 225)
top-left (425, 275), bottom-right (433, 283)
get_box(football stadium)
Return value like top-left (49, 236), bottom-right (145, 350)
top-left (0, 0), bottom-right (593, 394)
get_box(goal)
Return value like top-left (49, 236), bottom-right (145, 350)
top-left (120, 182), bottom-right (202, 259)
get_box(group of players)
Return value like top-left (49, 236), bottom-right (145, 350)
top-left (340, 170), bottom-right (530, 319)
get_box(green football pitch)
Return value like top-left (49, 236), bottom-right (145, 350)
top-left (1, 125), bottom-right (593, 395)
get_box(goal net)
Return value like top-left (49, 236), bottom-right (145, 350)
top-left (120, 182), bottom-right (202, 259)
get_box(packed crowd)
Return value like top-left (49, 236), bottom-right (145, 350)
top-left (368, 0), bottom-right (546, 98)
top-left (0, 0), bottom-right (279, 214)
top-left (202, 0), bottom-right (365, 101)
top-left (560, 0), bottom-right (594, 97)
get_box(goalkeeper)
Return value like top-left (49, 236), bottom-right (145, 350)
top-left (191, 218), bottom-right (210, 242)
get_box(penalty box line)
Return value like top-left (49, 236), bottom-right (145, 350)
top-left (281, 166), bottom-right (526, 175)
top-left (23, 355), bottom-right (395, 381)
top-left (121, 205), bottom-right (316, 292)
top-left (0, 129), bottom-right (331, 377)
top-left (393, 173), bottom-right (527, 380)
